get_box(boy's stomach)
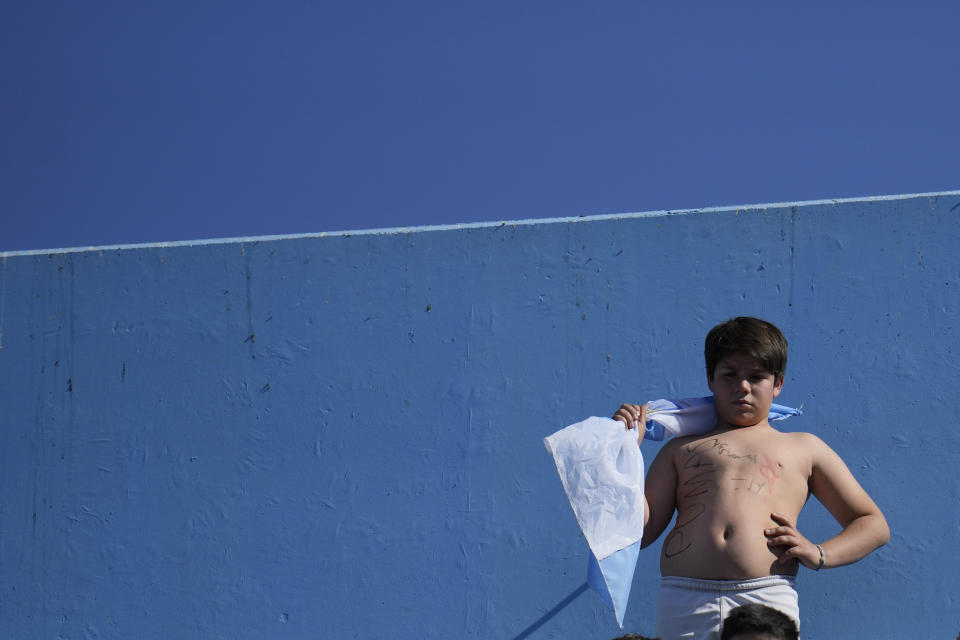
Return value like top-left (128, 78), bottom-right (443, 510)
top-left (658, 499), bottom-right (802, 580)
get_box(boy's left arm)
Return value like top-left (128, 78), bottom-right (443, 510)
top-left (765, 433), bottom-right (890, 570)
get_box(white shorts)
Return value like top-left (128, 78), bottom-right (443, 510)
top-left (654, 575), bottom-right (800, 640)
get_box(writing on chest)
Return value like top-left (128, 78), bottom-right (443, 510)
top-left (679, 438), bottom-right (784, 495)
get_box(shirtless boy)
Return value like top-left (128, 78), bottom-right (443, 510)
top-left (613, 317), bottom-right (889, 640)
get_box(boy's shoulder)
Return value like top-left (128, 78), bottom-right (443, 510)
top-left (768, 428), bottom-right (830, 450)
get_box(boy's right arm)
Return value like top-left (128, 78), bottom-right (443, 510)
top-left (640, 440), bottom-right (679, 548)
top-left (611, 403), bottom-right (678, 549)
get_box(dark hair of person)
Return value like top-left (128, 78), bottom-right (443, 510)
top-left (720, 603), bottom-right (799, 640)
top-left (611, 634), bottom-right (659, 640)
top-left (704, 317), bottom-right (788, 383)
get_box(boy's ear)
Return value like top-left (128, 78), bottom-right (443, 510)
top-left (706, 370), bottom-right (714, 392)
top-left (772, 375), bottom-right (784, 397)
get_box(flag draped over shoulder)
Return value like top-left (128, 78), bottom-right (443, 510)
top-left (544, 396), bottom-right (801, 627)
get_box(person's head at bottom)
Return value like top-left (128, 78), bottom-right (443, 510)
top-left (720, 603), bottom-right (799, 640)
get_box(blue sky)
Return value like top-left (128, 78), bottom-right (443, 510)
top-left (3, 2), bottom-right (958, 252)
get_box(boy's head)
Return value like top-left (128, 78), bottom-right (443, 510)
top-left (704, 317), bottom-right (788, 384)
top-left (720, 603), bottom-right (798, 640)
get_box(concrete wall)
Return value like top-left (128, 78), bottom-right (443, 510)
top-left (2, 192), bottom-right (959, 639)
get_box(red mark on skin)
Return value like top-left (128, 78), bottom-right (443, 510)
top-left (758, 455), bottom-right (781, 493)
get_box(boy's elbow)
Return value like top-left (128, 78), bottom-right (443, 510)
top-left (868, 510), bottom-right (890, 549)
top-left (876, 514), bottom-right (891, 547)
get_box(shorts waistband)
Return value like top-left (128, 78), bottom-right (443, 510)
top-left (661, 575), bottom-right (796, 594)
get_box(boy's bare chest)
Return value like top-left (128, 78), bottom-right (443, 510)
top-left (674, 433), bottom-right (799, 499)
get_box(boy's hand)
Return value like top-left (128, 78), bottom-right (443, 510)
top-left (612, 403), bottom-right (647, 446)
top-left (764, 512), bottom-right (822, 569)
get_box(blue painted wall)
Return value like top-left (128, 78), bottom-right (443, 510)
top-left (2, 192), bottom-right (959, 639)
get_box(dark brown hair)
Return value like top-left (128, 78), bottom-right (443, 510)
top-left (720, 603), bottom-right (798, 640)
top-left (704, 317), bottom-right (788, 383)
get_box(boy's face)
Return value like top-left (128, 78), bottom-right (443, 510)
top-left (707, 353), bottom-right (783, 428)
